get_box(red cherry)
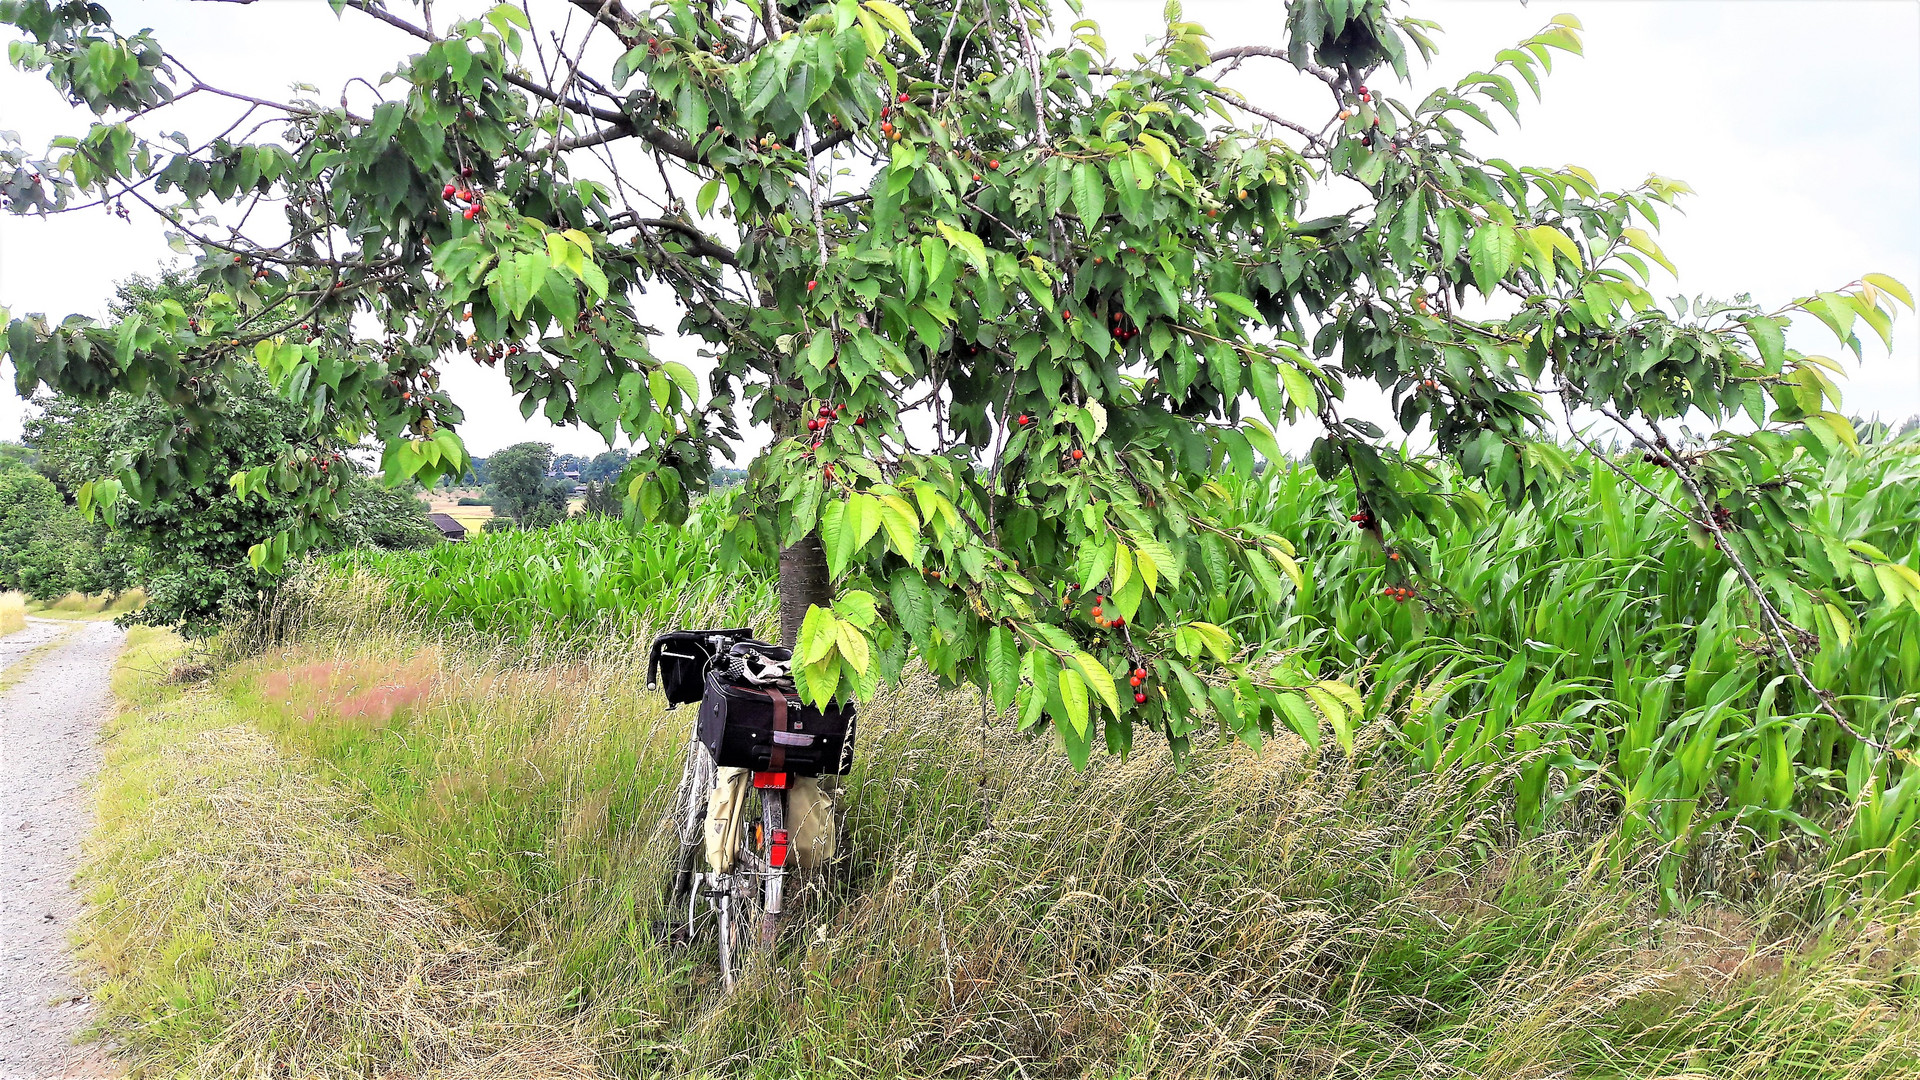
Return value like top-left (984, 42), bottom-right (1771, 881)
top-left (1112, 616), bottom-right (1125, 628)
top-left (1017, 414), bottom-right (1030, 426)
top-left (463, 206), bottom-right (478, 220)
top-left (1134, 692), bottom-right (1147, 704)
top-left (854, 416), bottom-right (866, 426)
top-left (807, 280), bottom-right (818, 291)
top-left (988, 159), bottom-right (1000, 170)
top-left (442, 183), bottom-right (456, 198)
top-left (898, 92), bottom-right (908, 103)
top-left (972, 173), bottom-right (981, 182)
top-left (461, 166), bottom-right (474, 177)
top-left (1129, 675), bottom-right (1142, 688)
top-left (1091, 606), bottom-right (1103, 619)
top-left (1070, 448), bottom-right (1083, 461)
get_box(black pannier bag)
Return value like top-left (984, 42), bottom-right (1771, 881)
top-left (647, 628), bottom-right (755, 706)
top-left (696, 670), bottom-right (857, 776)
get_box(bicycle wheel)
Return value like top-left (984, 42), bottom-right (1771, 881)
top-left (661, 737), bottom-right (714, 946)
top-left (717, 782), bottom-right (789, 990)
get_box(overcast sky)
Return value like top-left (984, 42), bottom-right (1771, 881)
top-left (1, 0), bottom-right (1915, 458)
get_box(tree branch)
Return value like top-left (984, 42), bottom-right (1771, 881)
top-left (604, 211), bottom-right (738, 266)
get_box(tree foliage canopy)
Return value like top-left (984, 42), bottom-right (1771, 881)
top-left (2, 0), bottom-right (1909, 761)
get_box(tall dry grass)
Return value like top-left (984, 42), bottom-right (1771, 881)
top-left (26, 588), bottom-right (147, 620)
top-left (0, 590), bottom-right (25, 636)
top-left (203, 598), bottom-right (1920, 1079)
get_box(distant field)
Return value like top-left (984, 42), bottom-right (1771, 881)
top-left (423, 487), bottom-right (590, 532)
top-left (423, 488), bottom-right (493, 534)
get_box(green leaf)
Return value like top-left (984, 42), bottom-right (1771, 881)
top-left (1069, 651), bottom-right (1121, 715)
top-left (661, 361), bottom-right (699, 404)
top-left (986, 627), bottom-right (1018, 712)
top-left (1079, 536), bottom-right (1115, 593)
top-left (832, 589), bottom-right (878, 628)
top-left (1071, 161), bottom-right (1106, 228)
top-left (878, 494), bottom-right (921, 563)
top-left (862, 0), bottom-right (926, 55)
top-left (1277, 362), bottom-right (1319, 414)
top-left (1058, 666), bottom-right (1090, 735)
top-left (1469, 223), bottom-right (1517, 297)
top-left (836, 620), bottom-right (872, 675)
top-left (1864, 272), bottom-right (1913, 309)
top-left (799, 604), bottom-right (838, 665)
top-left (1743, 315), bottom-right (1786, 367)
top-left (1211, 291), bottom-right (1259, 320)
top-left (935, 221), bottom-right (988, 273)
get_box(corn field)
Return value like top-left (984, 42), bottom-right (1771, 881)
top-left (332, 495), bottom-right (776, 646)
top-left (1218, 430), bottom-right (1920, 901)
top-left (340, 433), bottom-right (1920, 899)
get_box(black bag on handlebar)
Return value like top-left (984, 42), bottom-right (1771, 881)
top-left (696, 670), bottom-right (856, 776)
top-left (646, 628), bottom-right (755, 706)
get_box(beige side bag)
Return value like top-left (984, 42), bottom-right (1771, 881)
top-left (703, 769), bottom-right (837, 872)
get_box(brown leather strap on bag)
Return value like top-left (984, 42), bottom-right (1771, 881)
top-left (762, 688), bottom-right (788, 772)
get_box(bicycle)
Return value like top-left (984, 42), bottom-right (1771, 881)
top-left (654, 630), bottom-right (851, 991)
top-left (664, 738), bottom-right (797, 990)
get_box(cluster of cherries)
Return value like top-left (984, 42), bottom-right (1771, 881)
top-left (1348, 509), bottom-right (1375, 528)
top-left (1088, 594), bottom-right (1126, 630)
top-left (879, 92), bottom-right (908, 142)
top-left (313, 449), bottom-right (346, 475)
top-left (470, 341), bottom-right (527, 368)
top-left (805, 402), bottom-right (864, 433)
top-left (1109, 308), bottom-right (1141, 347)
top-left (441, 168), bottom-right (483, 220)
top-left (1128, 665), bottom-right (1150, 704)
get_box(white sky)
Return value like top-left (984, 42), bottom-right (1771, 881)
top-left (1, 0), bottom-right (1915, 458)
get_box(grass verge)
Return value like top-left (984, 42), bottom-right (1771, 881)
top-left (77, 626), bottom-right (604, 1078)
top-left (200, 618), bottom-right (1920, 1079)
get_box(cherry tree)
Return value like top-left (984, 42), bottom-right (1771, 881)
top-left (3, 0), bottom-right (1906, 764)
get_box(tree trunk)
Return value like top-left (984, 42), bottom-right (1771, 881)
top-left (777, 533), bottom-right (831, 649)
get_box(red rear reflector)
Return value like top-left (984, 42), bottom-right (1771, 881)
top-left (768, 829), bottom-right (790, 868)
top-left (753, 771), bottom-right (788, 789)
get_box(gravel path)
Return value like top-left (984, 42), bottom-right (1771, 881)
top-left (1, 619), bottom-right (125, 1079)
top-left (0, 620), bottom-right (71, 674)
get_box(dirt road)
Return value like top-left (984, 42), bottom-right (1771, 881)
top-left (1, 619), bottom-right (125, 1079)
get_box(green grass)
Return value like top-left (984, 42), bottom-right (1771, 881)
top-left (0, 590), bottom-right (24, 636)
top-left (77, 627), bottom-right (603, 1078)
